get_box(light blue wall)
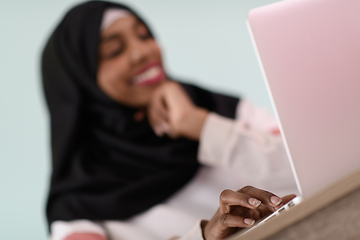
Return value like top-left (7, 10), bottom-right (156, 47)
top-left (0, 0), bottom-right (279, 239)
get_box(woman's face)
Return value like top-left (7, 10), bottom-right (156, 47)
top-left (97, 15), bottom-right (166, 108)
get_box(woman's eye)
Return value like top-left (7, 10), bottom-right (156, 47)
top-left (137, 24), bottom-right (152, 40)
top-left (139, 31), bottom-right (151, 40)
top-left (101, 40), bottom-right (124, 59)
top-left (106, 47), bottom-right (123, 59)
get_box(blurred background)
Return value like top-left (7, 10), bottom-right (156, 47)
top-left (0, 0), bottom-right (279, 239)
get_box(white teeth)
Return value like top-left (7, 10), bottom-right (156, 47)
top-left (132, 66), bottom-right (161, 85)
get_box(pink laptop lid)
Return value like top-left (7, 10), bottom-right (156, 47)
top-left (248, 0), bottom-right (360, 197)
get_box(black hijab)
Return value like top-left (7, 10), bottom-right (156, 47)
top-left (41, 1), bottom-right (239, 226)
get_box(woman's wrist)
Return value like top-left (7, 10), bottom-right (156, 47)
top-left (181, 107), bottom-right (209, 141)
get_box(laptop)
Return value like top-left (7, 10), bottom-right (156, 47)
top-left (232, 0), bottom-right (360, 237)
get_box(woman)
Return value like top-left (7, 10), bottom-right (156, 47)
top-left (42, 1), bottom-right (296, 239)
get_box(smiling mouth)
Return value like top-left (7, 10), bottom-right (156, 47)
top-left (131, 65), bottom-right (165, 86)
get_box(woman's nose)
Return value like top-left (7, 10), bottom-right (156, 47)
top-left (128, 41), bottom-right (152, 65)
top-left (129, 48), bottom-right (146, 66)
top-left (131, 50), bottom-right (142, 62)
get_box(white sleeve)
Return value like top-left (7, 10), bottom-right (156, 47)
top-left (51, 220), bottom-right (107, 240)
top-left (198, 99), bottom-right (296, 189)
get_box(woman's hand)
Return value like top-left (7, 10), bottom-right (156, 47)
top-left (148, 81), bottom-right (209, 140)
top-left (203, 186), bottom-right (296, 240)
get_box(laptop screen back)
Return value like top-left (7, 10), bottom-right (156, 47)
top-left (248, 0), bottom-right (360, 197)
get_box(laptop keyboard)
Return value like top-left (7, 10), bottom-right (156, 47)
top-left (261, 198), bottom-right (297, 224)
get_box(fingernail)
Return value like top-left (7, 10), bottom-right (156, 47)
top-left (225, 204), bottom-right (230, 213)
top-left (154, 128), bottom-right (163, 137)
top-left (244, 218), bottom-right (255, 225)
top-left (270, 196), bottom-right (282, 205)
top-left (249, 198), bottom-right (261, 207)
top-left (161, 123), bottom-right (170, 133)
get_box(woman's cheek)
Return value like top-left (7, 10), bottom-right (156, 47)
top-left (99, 62), bottom-right (124, 84)
top-left (155, 46), bottom-right (163, 63)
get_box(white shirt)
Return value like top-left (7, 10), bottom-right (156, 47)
top-left (51, 100), bottom-right (298, 240)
